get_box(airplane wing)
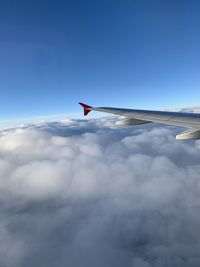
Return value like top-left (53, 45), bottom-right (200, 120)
top-left (79, 102), bottom-right (200, 140)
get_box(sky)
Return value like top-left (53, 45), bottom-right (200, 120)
top-left (1, 2), bottom-right (200, 266)
top-left (0, 0), bottom-right (200, 120)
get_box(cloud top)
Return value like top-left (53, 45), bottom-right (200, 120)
top-left (0, 119), bottom-right (199, 266)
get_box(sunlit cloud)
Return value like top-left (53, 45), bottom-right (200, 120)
top-left (0, 118), bottom-right (199, 266)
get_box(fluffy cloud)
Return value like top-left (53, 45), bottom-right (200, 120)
top-left (0, 118), bottom-right (200, 267)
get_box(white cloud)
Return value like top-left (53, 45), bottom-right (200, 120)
top-left (0, 118), bottom-right (199, 266)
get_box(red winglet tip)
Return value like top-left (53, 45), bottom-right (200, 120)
top-left (79, 102), bottom-right (92, 116)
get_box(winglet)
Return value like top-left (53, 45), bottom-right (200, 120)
top-left (79, 102), bottom-right (93, 116)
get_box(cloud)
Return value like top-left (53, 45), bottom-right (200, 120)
top-left (0, 118), bottom-right (200, 266)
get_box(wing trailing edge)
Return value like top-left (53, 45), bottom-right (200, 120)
top-left (176, 129), bottom-right (200, 140)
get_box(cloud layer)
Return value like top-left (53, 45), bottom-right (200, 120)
top-left (0, 118), bottom-right (200, 267)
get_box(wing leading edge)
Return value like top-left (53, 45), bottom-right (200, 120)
top-left (79, 103), bottom-right (200, 140)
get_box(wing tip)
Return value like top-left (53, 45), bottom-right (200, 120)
top-left (79, 102), bottom-right (93, 116)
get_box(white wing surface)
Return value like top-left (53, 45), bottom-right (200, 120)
top-left (79, 103), bottom-right (200, 140)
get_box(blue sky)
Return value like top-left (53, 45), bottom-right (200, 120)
top-left (0, 0), bottom-right (200, 120)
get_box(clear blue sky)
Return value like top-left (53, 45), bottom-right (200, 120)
top-left (0, 0), bottom-right (200, 119)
